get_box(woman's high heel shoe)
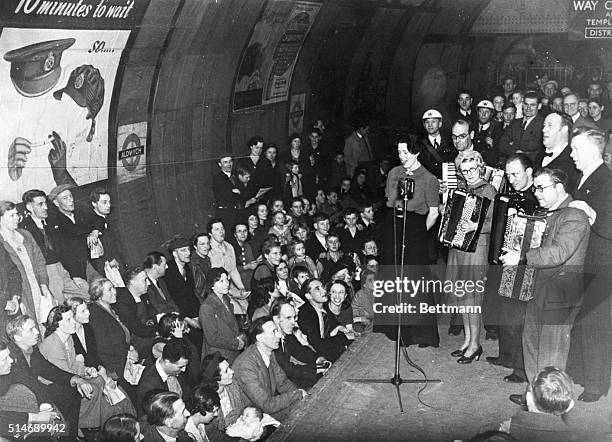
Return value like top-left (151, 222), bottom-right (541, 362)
top-left (451, 348), bottom-right (467, 357)
top-left (457, 346), bottom-right (483, 364)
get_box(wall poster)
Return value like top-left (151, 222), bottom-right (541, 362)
top-left (233, 0), bottom-right (320, 111)
top-left (117, 121), bottom-right (146, 185)
top-left (0, 0), bottom-right (150, 202)
top-left (288, 93), bottom-right (306, 135)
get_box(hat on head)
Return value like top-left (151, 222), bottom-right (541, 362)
top-left (422, 109), bottom-right (442, 120)
top-left (542, 80), bottom-right (558, 90)
top-left (3, 38), bottom-right (75, 97)
top-left (476, 100), bottom-right (495, 110)
top-left (54, 64), bottom-right (105, 142)
top-left (167, 236), bottom-right (190, 253)
top-left (48, 184), bottom-right (73, 201)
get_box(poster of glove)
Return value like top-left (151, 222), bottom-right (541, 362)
top-left (0, 27), bottom-right (130, 201)
top-left (116, 122), bottom-right (147, 185)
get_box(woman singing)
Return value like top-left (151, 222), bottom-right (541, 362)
top-left (444, 150), bottom-right (497, 364)
top-left (381, 136), bottom-right (440, 347)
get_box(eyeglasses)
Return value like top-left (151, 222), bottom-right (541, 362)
top-left (451, 133), bottom-right (469, 141)
top-left (460, 167), bottom-right (479, 175)
top-left (533, 183), bottom-right (556, 193)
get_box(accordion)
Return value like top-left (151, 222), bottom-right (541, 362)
top-left (441, 162), bottom-right (458, 205)
top-left (438, 189), bottom-right (491, 252)
top-left (497, 212), bottom-right (547, 302)
top-left (483, 166), bottom-right (508, 194)
top-left (489, 194), bottom-right (540, 264)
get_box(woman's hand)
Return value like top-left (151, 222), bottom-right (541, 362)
top-left (84, 366), bottom-right (98, 378)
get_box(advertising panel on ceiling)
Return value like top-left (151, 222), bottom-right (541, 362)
top-left (233, 1), bottom-right (320, 111)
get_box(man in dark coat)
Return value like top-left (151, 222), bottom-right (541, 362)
top-left (46, 184), bottom-right (93, 282)
top-left (19, 188), bottom-right (88, 304)
top-left (83, 187), bottom-right (125, 276)
top-left (486, 154), bottom-right (538, 384)
top-left (212, 154), bottom-right (241, 232)
top-left (534, 112), bottom-right (580, 193)
top-left (142, 391), bottom-right (193, 441)
top-left (6, 315), bottom-right (92, 438)
top-left (503, 168), bottom-right (590, 407)
top-left (136, 340), bottom-right (190, 415)
top-left (271, 299), bottom-right (329, 389)
top-left (566, 128), bottom-right (612, 403)
top-left (418, 109), bottom-right (456, 179)
top-left (499, 92), bottom-right (545, 162)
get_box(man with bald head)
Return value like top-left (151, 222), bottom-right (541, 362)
top-left (566, 127), bottom-right (612, 403)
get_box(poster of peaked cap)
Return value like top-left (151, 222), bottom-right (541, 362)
top-left (3, 38), bottom-right (75, 97)
top-left (54, 64), bottom-right (105, 142)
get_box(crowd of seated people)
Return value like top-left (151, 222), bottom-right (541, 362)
top-left (1, 73), bottom-right (612, 441)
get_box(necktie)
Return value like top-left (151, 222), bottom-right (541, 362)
top-left (222, 294), bottom-right (233, 313)
top-left (522, 119), bottom-right (528, 131)
top-left (479, 124), bottom-right (483, 132)
top-left (434, 140), bottom-right (440, 150)
top-left (40, 224), bottom-right (52, 253)
top-left (167, 375), bottom-right (182, 396)
top-left (576, 171), bottom-right (584, 191)
top-left (544, 151), bottom-right (553, 157)
top-left (363, 137), bottom-right (373, 160)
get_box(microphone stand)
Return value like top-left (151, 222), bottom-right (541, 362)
top-left (347, 175), bottom-right (440, 412)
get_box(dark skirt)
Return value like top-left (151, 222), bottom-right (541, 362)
top-left (377, 210), bottom-right (439, 347)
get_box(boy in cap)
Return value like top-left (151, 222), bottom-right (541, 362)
top-left (473, 99), bottom-right (503, 167)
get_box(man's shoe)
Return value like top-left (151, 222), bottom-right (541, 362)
top-left (448, 325), bottom-right (462, 336)
top-left (578, 392), bottom-right (602, 403)
top-left (509, 394), bottom-right (526, 407)
top-left (486, 356), bottom-right (502, 366)
top-left (485, 330), bottom-right (498, 340)
top-left (504, 374), bottom-right (526, 383)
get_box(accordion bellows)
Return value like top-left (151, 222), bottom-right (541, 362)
top-left (438, 189), bottom-right (491, 252)
top-left (497, 212), bottom-right (547, 301)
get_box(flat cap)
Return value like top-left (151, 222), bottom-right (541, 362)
top-left (3, 38), bottom-right (75, 97)
top-left (422, 109), bottom-right (442, 120)
top-left (542, 80), bottom-right (558, 89)
top-left (167, 236), bottom-right (190, 253)
top-left (48, 184), bottom-right (73, 201)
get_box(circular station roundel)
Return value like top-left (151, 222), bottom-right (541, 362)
top-left (121, 133), bottom-right (142, 172)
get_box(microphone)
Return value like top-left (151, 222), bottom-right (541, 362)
top-left (398, 174), bottom-right (415, 200)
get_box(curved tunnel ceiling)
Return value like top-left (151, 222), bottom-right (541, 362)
top-left (0, 0), bottom-right (605, 263)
